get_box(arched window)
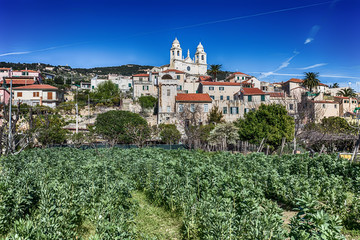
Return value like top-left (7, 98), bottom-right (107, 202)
top-left (201, 55), bottom-right (204, 60)
top-left (177, 51), bottom-right (179, 56)
top-left (172, 51), bottom-right (174, 56)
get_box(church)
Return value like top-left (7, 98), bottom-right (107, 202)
top-left (169, 38), bottom-right (207, 75)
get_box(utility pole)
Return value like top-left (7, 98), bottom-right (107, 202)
top-left (88, 94), bottom-right (90, 121)
top-left (75, 87), bottom-right (78, 134)
top-left (8, 75), bottom-right (13, 153)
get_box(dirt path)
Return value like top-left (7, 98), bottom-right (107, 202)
top-left (132, 191), bottom-right (183, 240)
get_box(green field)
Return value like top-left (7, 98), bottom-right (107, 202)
top-left (0, 148), bottom-right (359, 239)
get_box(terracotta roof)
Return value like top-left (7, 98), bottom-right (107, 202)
top-left (162, 69), bottom-right (185, 74)
top-left (20, 70), bottom-right (38, 73)
top-left (241, 87), bottom-right (268, 95)
top-left (233, 72), bottom-right (249, 76)
top-left (175, 93), bottom-right (212, 102)
top-left (133, 74), bottom-right (149, 77)
top-left (0, 68), bottom-right (10, 70)
top-left (269, 92), bottom-right (285, 97)
top-left (311, 100), bottom-right (337, 104)
top-left (285, 78), bottom-right (303, 84)
top-left (334, 96), bottom-right (350, 99)
top-left (201, 81), bottom-right (241, 86)
top-left (4, 79), bottom-right (36, 85)
top-left (199, 76), bottom-right (212, 81)
top-left (318, 82), bottom-right (329, 87)
top-left (13, 84), bottom-right (58, 90)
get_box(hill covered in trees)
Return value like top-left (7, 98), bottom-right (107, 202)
top-left (73, 64), bottom-right (154, 76)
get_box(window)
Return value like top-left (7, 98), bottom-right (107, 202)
top-left (142, 86), bottom-right (149, 90)
top-left (17, 92), bottom-right (22, 97)
top-left (244, 108), bottom-right (248, 114)
top-left (261, 95), bottom-right (265, 101)
top-left (230, 107), bottom-right (239, 115)
top-left (220, 95), bottom-right (223, 100)
top-left (139, 77), bottom-right (143, 81)
top-left (167, 106), bottom-right (171, 112)
top-left (352, 100), bottom-right (356, 104)
top-left (190, 104), bottom-right (195, 112)
top-left (248, 95), bottom-right (252, 102)
top-left (177, 85), bottom-right (182, 91)
top-left (178, 104), bottom-right (183, 112)
top-left (204, 104), bottom-right (209, 112)
top-left (334, 104), bottom-right (337, 108)
top-left (177, 75), bottom-right (180, 80)
top-left (33, 92), bottom-right (39, 97)
top-left (219, 87), bottom-right (224, 91)
top-left (172, 51), bottom-right (174, 56)
top-left (289, 104), bottom-right (294, 110)
top-left (210, 95), bottom-right (214, 100)
top-left (227, 96), bottom-right (230, 100)
top-left (242, 76), bottom-right (245, 80)
top-left (201, 55), bottom-right (204, 60)
top-left (128, 83), bottom-right (131, 87)
top-left (167, 89), bottom-right (170, 96)
top-left (185, 90), bottom-right (188, 93)
top-left (209, 87), bottom-right (214, 90)
top-left (237, 76), bottom-right (240, 80)
top-left (223, 107), bottom-right (227, 114)
top-left (177, 51), bottom-right (179, 56)
top-left (22, 72), bottom-right (28, 76)
top-left (323, 104), bottom-right (326, 108)
top-left (92, 86), bottom-right (94, 89)
top-left (47, 92), bottom-right (53, 100)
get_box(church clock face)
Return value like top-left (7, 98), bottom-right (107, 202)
top-left (187, 66), bottom-right (191, 71)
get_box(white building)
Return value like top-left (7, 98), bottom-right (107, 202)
top-left (13, 84), bottom-right (59, 108)
top-left (169, 38), bottom-right (207, 75)
top-left (91, 75), bottom-right (132, 92)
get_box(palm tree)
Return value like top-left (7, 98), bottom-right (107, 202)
top-left (332, 82), bottom-right (339, 88)
top-left (303, 72), bottom-right (320, 92)
top-left (208, 64), bottom-right (222, 81)
top-left (337, 88), bottom-right (356, 97)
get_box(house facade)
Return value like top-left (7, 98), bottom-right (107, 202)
top-left (13, 84), bottom-right (59, 108)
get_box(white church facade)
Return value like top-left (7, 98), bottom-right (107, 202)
top-left (169, 38), bottom-right (207, 75)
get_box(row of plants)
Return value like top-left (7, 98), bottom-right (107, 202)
top-left (0, 148), bottom-right (359, 239)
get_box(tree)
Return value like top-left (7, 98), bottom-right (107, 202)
top-left (303, 72), bottom-right (320, 92)
top-left (331, 83), bottom-right (339, 88)
top-left (337, 88), bottom-right (356, 97)
top-left (208, 123), bottom-right (239, 150)
top-left (208, 64), bottom-right (222, 81)
top-left (159, 124), bottom-right (181, 144)
top-left (207, 105), bottom-right (224, 124)
top-left (91, 81), bottom-right (120, 105)
top-left (35, 114), bottom-right (69, 147)
top-left (235, 104), bottom-right (295, 150)
top-left (138, 96), bottom-right (157, 114)
top-left (95, 110), bottom-right (149, 145)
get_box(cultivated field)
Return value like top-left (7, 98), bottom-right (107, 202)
top-left (0, 148), bottom-right (359, 239)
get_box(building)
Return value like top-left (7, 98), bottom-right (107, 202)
top-left (0, 87), bottom-right (10, 105)
top-left (0, 68), bottom-right (11, 79)
top-left (13, 84), bottom-right (59, 108)
top-left (334, 96), bottom-right (358, 117)
top-left (12, 69), bottom-right (40, 78)
top-left (198, 82), bottom-right (242, 101)
top-left (175, 93), bottom-right (212, 126)
top-left (235, 88), bottom-right (270, 114)
top-left (91, 75), bottom-right (132, 92)
top-left (169, 38), bottom-right (207, 75)
top-left (308, 100), bottom-right (339, 121)
top-left (132, 73), bottom-right (157, 99)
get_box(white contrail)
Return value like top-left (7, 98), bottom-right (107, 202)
top-left (0, 51), bottom-right (31, 57)
top-left (173, 1), bottom-right (332, 30)
top-left (298, 63), bottom-right (328, 70)
top-left (252, 72), bottom-right (360, 80)
top-left (304, 25), bottom-right (321, 44)
top-left (259, 51), bottom-right (299, 78)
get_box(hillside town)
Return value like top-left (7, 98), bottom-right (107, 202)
top-left (0, 38), bottom-right (357, 132)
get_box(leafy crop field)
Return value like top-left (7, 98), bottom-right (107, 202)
top-left (0, 148), bottom-right (359, 239)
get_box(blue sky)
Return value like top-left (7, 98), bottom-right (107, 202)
top-left (0, 0), bottom-right (359, 87)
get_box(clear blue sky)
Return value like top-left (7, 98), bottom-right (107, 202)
top-left (0, 0), bottom-right (359, 87)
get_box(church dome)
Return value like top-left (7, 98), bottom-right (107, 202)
top-left (197, 42), bottom-right (204, 49)
top-left (173, 38), bottom-right (179, 44)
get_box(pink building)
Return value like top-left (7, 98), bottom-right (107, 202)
top-left (0, 87), bottom-right (10, 105)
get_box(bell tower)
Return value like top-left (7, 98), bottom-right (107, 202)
top-left (170, 38), bottom-right (182, 67)
top-left (195, 42), bottom-right (207, 65)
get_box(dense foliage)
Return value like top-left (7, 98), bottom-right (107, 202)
top-left (94, 110), bottom-right (149, 144)
top-left (159, 124), bottom-right (181, 144)
top-left (0, 148), bottom-right (359, 239)
top-left (138, 96), bottom-right (157, 110)
top-left (235, 104), bottom-right (295, 150)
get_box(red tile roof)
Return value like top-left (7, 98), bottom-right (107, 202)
top-left (318, 82), bottom-right (329, 87)
top-left (241, 88), bottom-right (268, 95)
top-left (133, 74), bottom-right (149, 77)
top-left (0, 68), bottom-right (10, 70)
top-left (201, 81), bottom-right (241, 86)
top-left (4, 79), bottom-right (36, 85)
top-left (285, 78), bottom-right (304, 84)
top-left (13, 84), bottom-right (58, 90)
top-left (334, 96), bottom-right (350, 99)
top-left (269, 92), bottom-right (285, 97)
top-left (162, 69), bottom-right (185, 74)
top-left (311, 100), bottom-right (337, 104)
top-left (233, 72), bottom-right (249, 76)
top-left (20, 70), bottom-right (38, 73)
top-left (199, 76), bottom-right (212, 81)
top-left (176, 93), bottom-right (212, 102)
